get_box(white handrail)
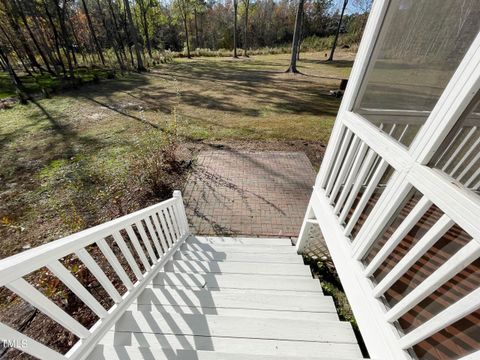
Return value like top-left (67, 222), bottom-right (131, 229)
top-left (0, 191), bottom-right (190, 360)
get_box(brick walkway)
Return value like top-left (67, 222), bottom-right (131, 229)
top-left (183, 151), bottom-right (316, 237)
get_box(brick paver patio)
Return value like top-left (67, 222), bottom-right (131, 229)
top-left (183, 151), bottom-right (316, 237)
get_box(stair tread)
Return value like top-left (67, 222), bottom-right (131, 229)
top-left (165, 259), bottom-right (311, 276)
top-left (175, 250), bottom-right (304, 264)
top-left (181, 242), bottom-right (295, 254)
top-left (137, 287), bottom-right (335, 312)
top-left (189, 236), bottom-right (293, 246)
top-left (152, 272), bottom-right (323, 293)
top-left (113, 311), bottom-right (358, 344)
top-left (127, 303), bottom-right (339, 321)
top-left (89, 345), bottom-right (365, 360)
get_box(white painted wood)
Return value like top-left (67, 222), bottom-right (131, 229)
top-left (310, 188), bottom-right (409, 359)
top-left (441, 127), bottom-right (476, 171)
top-left (99, 332), bottom-right (364, 359)
top-left (338, 148), bottom-right (376, 224)
top-left (325, 128), bottom-right (353, 195)
top-left (6, 278), bottom-right (90, 339)
top-left (189, 236), bottom-right (292, 246)
top-left (137, 288), bottom-right (331, 312)
top-left (457, 149), bottom-right (480, 181)
top-left (372, 215), bottom-right (454, 298)
top-left (448, 129), bottom-right (479, 175)
top-left (76, 248), bottom-right (123, 303)
top-left (143, 217), bottom-right (163, 257)
top-left (296, 200), bottom-right (315, 253)
top-left (329, 136), bottom-right (361, 205)
top-left (67, 230), bottom-right (189, 360)
top-left (135, 221), bottom-right (157, 262)
top-left (173, 190), bottom-right (191, 236)
top-left (112, 231), bottom-right (144, 281)
top-left (399, 286), bottom-right (480, 349)
top-left (150, 213), bottom-right (170, 252)
top-left (364, 196), bottom-right (432, 277)
top-left (334, 142), bottom-right (369, 215)
top-left (0, 322), bottom-right (66, 360)
top-left (47, 260), bottom-right (108, 318)
top-left (127, 304), bottom-right (338, 321)
top-left (181, 242), bottom-right (295, 254)
top-left (88, 345), bottom-right (364, 360)
top-left (151, 272), bottom-right (323, 293)
top-left (344, 158), bottom-right (388, 236)
top-left (165, 259), bottom-right (311, 277)
top-left (163, 207), bottom-right (178, 243)
top-left (385, 240), bottom-right (480, 322)
top-left (97, 239), bottom-right (134, 291)
top-left (174, 250), bottom-right (304, 264)
top-left (125, 226), bottom-right (152, 271)
top-left (157, 210), bottom-right (174, 247)
top-left (457, 351), bottom-right (480, 360)
top-left (0, 199), bottom-right (177, 286)
top-left (114, 311), bottom-right (358, 344)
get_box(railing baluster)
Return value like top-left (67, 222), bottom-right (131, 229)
top-left (330, 136), bottom-right (361, 205)
top-left (385, 240), bottom-right (480, 322)
top-left (168, 205), bottom-right (181, 239)
top-left (151, 212), bottom-right (170, 252)
top-left (372, 215), bottom-right (454, 298)
top-left (164, 207), bottom-right (178, 242)
top-left (399, 286), bottom-right (480, 350)
top-left (6, 278), bottom-right (90, 338)
top-left (173, 190), bottom-right (190, 236)
top-left (143, 216), bottom-right (163, 257)
top-left (344, 158), bottom-right (389, 236)
top-left (96, 238), bottom-right (133, 290)
top-left (135, 221), bottom-right (157, 263)
top-left (112, 231), bottom-right (143, 281)
top-left (338, 149), bottom-right (376, 224)
top-left (125, 226), bottom-right (151, 271)
top-left (0, 323), bottom-right (66, 360)
top-left (76, 248), bottom-right (123, 303)
top-left (441, 127), bottom-right (476, 171)
top-left (364, 196), bottom-right (432, 277)
top-left (47, 261), bottom-right (108, 318)
top-left (159, 209), bottom-right (175, 246)
top-left (449, 130), bottom-right (479, 176)
top-left (325, 128), bottom-right (353, 195)
top-left (334, 142), bottom-right (369, 215)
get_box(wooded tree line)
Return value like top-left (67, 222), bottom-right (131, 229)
top-left (0, 0), bottom-right (370, 94)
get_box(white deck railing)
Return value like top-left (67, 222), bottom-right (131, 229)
top-left (296, 0), bottom-right (480, 359)
top-left (0, 191), bottom-right (190, 360)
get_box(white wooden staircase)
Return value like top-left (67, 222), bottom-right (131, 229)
top-left (0, 192), bottom-right (363, 360)
top-left (89, 235), bottom-right (363, 360)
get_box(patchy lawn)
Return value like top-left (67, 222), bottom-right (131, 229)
top-left (0, 51), bottom-right (354, 259)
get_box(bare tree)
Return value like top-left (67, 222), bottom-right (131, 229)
top-left (82, 0), bottom-right (106, 66)
top-left (286, 0), bottom-right (305, 73)
top-left (242, 0), bottom-right (250, 57)
top-left (327, 0), bottom-right (348, 62)
top-left (123, 0), bottom-right (146, 70)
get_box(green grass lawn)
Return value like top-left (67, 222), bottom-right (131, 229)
top-left (0, 51), bottom-right (354, 258)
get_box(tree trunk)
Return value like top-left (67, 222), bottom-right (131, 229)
top-left (194, 8), bottom-right (199, 49)
top-left (43, 0), bottom-right (66, 75)
top-left (243, 0), bottom-right (249, 57)
top-left (14, 0), bottom-right (55, 74)
top-left (107, 0), bottom-right (128, 64)
top-left (0, 45), bottom-right (27, 100)
top-left (2, 0), bottom-right (43, 73)
top-left (82, 0), bottom-right (106, 66)
top-left (286, 0), bottom-right (305, 73)
top-left (139, 0), bottom-right (152, 57)
top-left (96, 0), bottom-right (124, 70)
top-left (296, 8), bottom-right (304, 61)
top-left (54, 0), bottom-right (76, 79)
top-left (327, 0), bottom-right (348, 62)
top-left (123, 0), bottom-right (145, 71)
top-left (0, 23), bottom-right (33, 76)
top-left (233, 0), bottom-right (238, 58)
top-left (183, 13), bottom-right (191, 58)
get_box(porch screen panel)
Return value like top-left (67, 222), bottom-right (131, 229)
top-left (354, 0), bottom-right (480, 147)
top-left (429, 98), bottom-right (480, 196)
